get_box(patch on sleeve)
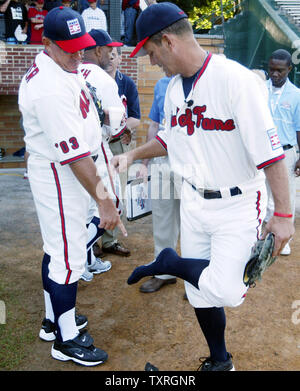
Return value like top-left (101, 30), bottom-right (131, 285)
top-left (267, 128), bottom-right (281, 150)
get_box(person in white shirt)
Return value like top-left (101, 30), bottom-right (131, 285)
top-left (265, 49), bottom-right (300, 256)
top-left (81, 0), bottom-right (107, 32)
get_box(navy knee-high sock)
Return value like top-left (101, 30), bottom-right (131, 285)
top-left (86, 216), bottom-right (105, 251)
top-left (42, 253), bottom-right (51, 292)
top-left (42, 253), bottom-right (78, 342)
top-left (86, 217), bottom-right (105, 267)
top-left (127, 248), bottom-right (209, 289)
top-left (194, 307), bottom-right (228, 362)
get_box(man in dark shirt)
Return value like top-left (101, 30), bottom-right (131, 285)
top-left (43, 0), bottom-right (62, 12)
top-left (0, 0), bottom-right (28, 43)
top-left (122, 0), bottom-right (139, 46)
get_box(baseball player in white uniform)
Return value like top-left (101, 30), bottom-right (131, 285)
top-left (18, 7), bottom-right (125, 367)
top-left (111, 3), bottom-right (294, 371)
top-left (78, 29), bottom-right (126, 280)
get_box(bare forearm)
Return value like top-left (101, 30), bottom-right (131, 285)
top-left (70, 156), bottom-right (109, 203)
top-left (0, 0), bottom-right (11, 13)
top-left (126, 117), bottom-right (140, 131)
top-left (142, 121), bottom-right (160, 166)
top-left (70, 156), bottom-right (126, 234)
top-left (263, 159), bottom-right (295, 255)
top-left (129, 138), bottom-right (167, 162)
top-left (147, 120), bottom-right (159, 142)
top-left (264, 159), bottom-right (292, 214)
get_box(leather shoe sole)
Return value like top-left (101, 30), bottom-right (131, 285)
top-left (139, 277), bottom-right (177, 293)
top-left (102, 243), bottom-right (131, 257)
top-left (93, 243), bottom-right (104, 258)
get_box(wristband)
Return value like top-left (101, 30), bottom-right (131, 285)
top-left (274, 212), bottom-right (293, 218)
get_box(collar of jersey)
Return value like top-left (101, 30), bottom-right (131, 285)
top-left (42, 50), bottom-right (78, 74)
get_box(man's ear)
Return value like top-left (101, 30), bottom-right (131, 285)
top-left (42, 36), bottom-right (51, 48)
top-left (95, 46), bottom-right (102, 58)
top-left (161, 33), bottom-right (174, 51)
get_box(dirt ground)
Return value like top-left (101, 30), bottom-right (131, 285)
top-left (0, 168), bottom-right (299, 372)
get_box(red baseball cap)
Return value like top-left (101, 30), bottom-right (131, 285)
top-left (44, 7), bottom-right (96, 53)
top-left (130, 2), bottom-right (187, 58)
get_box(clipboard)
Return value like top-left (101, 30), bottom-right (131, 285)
top-left (126, 176), bottom-right (152, 221)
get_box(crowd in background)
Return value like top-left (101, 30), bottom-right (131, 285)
top-left (0, 0), bottom-right (141, 45)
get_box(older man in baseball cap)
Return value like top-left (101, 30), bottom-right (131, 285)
top-left (19, 7), bottom-right (126, 367)
top-left (83, 28), bottom-right (123, 70)
top-left (113, 2), bottom-right (294, 371)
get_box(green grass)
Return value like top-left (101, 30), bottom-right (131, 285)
top-left (0, 278), bottom-right (36, 370)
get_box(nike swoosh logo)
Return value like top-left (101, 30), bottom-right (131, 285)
top-left (82, 336), bottom-right (86, 342)
top-left (75, 352), bottom-right (84, 358)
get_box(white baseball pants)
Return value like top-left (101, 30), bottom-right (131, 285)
top-left (180, 177), bottom-right (267, 308)
top-left (28, 154), bottom-right (92, 284)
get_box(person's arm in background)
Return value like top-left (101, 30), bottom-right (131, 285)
top-left (70, 156), bottom-right (127, 235)
top-left (22, 5), bottom-right (28, 33)
top-left (138, 119), bottom-right (159, 176)
top-left (120, 76), bottom-right (141, 145)
top-left (0, 0), bottom-right (11, 13)
top-left (295, 131), bottom-right (300, 176)
top-left (293, 96), bottom-right (300, 176)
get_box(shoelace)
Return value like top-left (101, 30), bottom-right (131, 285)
top-left (197, 356), bottom-right (213, 371)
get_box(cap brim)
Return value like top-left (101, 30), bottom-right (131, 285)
top-left (130, 36), bottom-right (149, 58)
top-left (55, 33), bottom-right (96, 53)
top-left (107, 42), bottom-right (124, 47)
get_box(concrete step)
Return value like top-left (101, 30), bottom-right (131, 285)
top-left (0, 155), bottom-right (25, 169)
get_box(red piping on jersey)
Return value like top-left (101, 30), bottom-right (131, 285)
top-left (193, 52), bottom-right (212, 88)
top-left (50, 162), bottom-right (71, 284)
top-left (255, 190), bottom-right (262, 240)
top-left (60, 152), bottom-right (91, 166)
top-left (155, 135), bottom-right (167, 151)
top-left (256, 154), bottom-right (285, 170)
top-left (111, 127), bottom-right (126, 139)
top-left (101, 142), bottom-right (120, 210)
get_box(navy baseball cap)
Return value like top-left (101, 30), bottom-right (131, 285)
top-left (87, 29), bottom-right (123, 49)
top-left (44, 7), bottom-right (96, 53)
top-left (130, 2), bottom-right (187, 58)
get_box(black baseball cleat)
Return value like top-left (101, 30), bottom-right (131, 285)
top-left (51, 330), bottom-right (108, 366)
top-left (243, 232), bottom-right (277, 287)
top-left (197, 354), bottom-right (235, 371)
top-left (39, 313), bottom-right (88, 342)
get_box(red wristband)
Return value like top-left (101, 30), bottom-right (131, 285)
top-left (274, 212), bottom-right (293, 218)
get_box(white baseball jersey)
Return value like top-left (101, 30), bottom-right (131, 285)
top-left (156, 53), bottom-right (285, 190)
top-left (81, 7), bottom-right (107, 32)
top-left (18, 51), bottom-right (104, 285)
top-left (19, 51), bottom-right (102, 165)
top-left (78, 62), bottom-right (125, 213)
top-left (79, 62), bottom-right (125, 141)
top-left (154, 53), bottom-right (285, 309)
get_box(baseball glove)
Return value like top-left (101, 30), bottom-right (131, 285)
top-left (243, 232), bottom-right (277, 287)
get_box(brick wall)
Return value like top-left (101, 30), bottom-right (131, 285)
top-left (0, 36), bottom-right (223, 157)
